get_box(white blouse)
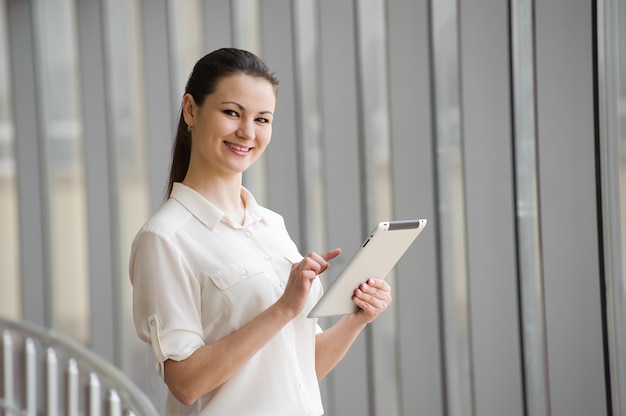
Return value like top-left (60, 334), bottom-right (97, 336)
top-left (130, 182), bottom-right (324, 416)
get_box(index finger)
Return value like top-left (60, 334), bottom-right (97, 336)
top-left (305, 249), bottom-right (340, 275)
top-left (321, 248), bottom-right (341, 262)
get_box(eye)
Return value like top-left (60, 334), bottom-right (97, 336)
top-left (256, 117), bottom-right (271, 124)
top-left (223, 109), bottom-right (239, 117)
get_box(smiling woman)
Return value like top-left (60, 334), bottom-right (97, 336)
top-left (129, 48), bottom-right (393, 415)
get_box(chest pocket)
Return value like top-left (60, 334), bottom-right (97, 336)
top-left (209, 259), bottom-right (265, 290)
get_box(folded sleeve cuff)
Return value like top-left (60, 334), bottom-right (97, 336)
top-left (147, 314), bottom-right (204, 378)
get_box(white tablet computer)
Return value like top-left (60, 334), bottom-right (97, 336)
top-left (308, 219), bottom-right (427, 318)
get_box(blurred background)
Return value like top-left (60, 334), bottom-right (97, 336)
top-left (1, 0), bottom-right (625, 415)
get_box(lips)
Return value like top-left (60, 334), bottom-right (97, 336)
top-left (225, 142), bottom-right (252, 152)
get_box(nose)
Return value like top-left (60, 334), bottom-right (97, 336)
top-left (236, 119), bottom-right (255, 140)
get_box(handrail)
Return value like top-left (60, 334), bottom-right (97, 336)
top-left (0, 316), bottom-right (159, 416)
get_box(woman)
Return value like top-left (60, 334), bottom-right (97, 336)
top-left (130, 48), bottom-right (392, 415)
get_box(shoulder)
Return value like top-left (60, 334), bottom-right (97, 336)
top-left (258, 205), bottom-right (288, 229)
top-left (135, 198), bottom-right (191, 241)
top-left (129, 199), bottom-right (191, 280)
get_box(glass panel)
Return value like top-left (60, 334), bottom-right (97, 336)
top-left (231, 0), bottom-right (261, 53)
top-left (102, 0), bottom-right (150, 377)
top-left (0, 0), bottom-right (20, 319)
top-left (430, 0), bottom-right (474, 414)
top-left (354, 1), bottom-right (398, 414)
top-left (510, 1), bottom-right (550, 415)
top-left (355, 0), bottom-right (394, 223)
top-left (598, 0), bottom-right (626, 412)
top-left (620, 0), bottom-right (626, 281)
top-left (292, 0), bottom-right (326, 253)
top-left (168, 0), bottom-right (203, 100)
top-left (617, 0), bottom-right (626, 310)
top-left (32, 0), bottom-right (89, 343)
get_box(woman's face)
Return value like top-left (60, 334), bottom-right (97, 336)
top-left (183, 73), bottom-right (276, 179)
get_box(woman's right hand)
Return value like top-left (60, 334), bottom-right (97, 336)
top-left (278, 248), bottom-right (341, 317)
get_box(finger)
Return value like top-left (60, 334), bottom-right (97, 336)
top-left (321, 248), bottom-right (341, 262)
top-left (317, 248), bottom-right (340, 273)
top-left (367, 278), bottom-right (391, 293)
top-left (300, 256), bottom-right (323, 275)
top-left (305, 250), bottom-right (336, 275)
top-left (357, 283), bottom-right (392, 305)
top-left (353, 293), bottom-right (387, 318)
top-left (354, 284), bottom-right (380, 304)
top-left (301, 269), bottom-right (318, 283)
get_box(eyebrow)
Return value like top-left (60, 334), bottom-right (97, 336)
top-left (221, 101), bottom-right (273, 115)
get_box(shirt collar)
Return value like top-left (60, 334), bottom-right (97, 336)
top-left (170, 182), bottom-right (268, 229)
top-left (240, 186), bottom-right (267, 225)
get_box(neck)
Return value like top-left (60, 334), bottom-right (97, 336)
top-left (182, 175), bottom-right (246, 225)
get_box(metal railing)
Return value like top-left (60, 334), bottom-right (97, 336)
top-left (0, 316), bottom-right (159, 416)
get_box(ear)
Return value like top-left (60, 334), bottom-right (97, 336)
top-left (182, 93), bottom-right (196, 128)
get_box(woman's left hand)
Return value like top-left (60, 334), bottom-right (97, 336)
top-left (352, 278), bottom-right (392, 325)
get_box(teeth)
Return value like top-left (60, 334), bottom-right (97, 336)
top-left (227, 142), bottom-right (250, 152)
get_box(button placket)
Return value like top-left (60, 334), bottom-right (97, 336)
top-left (293, 361), bottom-right (310, 414)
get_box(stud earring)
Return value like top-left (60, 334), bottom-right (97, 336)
top-left (187, 125), bottom-right (192, 133)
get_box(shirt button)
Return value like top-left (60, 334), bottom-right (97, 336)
top-left (149, 318), bottom-right (156, 327)
top-left (264, 255), bottom-right (271, 261)
top-left (280, 282), bottom-right (285, 289)
top-left (241, 270), bottom-right (248, 276)
top-left (244, 231), bottom-right (252, 238)
top-left (298, 383), bottom-right (304, 390)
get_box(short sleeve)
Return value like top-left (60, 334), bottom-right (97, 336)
top-left (129, 229), bottom-right (205, 377)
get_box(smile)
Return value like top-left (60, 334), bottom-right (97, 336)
top-left (225, 142), bottom-right (252, 152)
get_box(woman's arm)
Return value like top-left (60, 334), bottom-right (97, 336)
top-left (164, 300), bottom-right (295, 405)
top-left (315, 278), bottom-right (392, 380)
top-left (164, 249), bottom-right (341, 405)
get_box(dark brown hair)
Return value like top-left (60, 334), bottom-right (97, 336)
top-left (166, 48), bottom-right (279, 197)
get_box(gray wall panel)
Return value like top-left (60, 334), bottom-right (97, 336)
top-left (318, 1), bottom-right (369, 414)
top-left (291, 0), bottom-right (327, 253)
top-left (318, 1), bottom-right (362, 248)
top-left (6, 0), bottom-right (49, 326)
top-left (354, 2), bottom-right (400, 414)
top-left (386, 1), bottom-right (443, 415)
top-left (460, 1), bottom-right (524, 416)
top-left (511, 0), bottom-right (551, 412)
top-left (140, 0), bottom-right (175, 210)
top-left (535, 1), bottom-right (607, 415)
top-left (76, 0), bottom-right (116, 363)
top-left (597, 0), bottom-right (626, 412)
top-left (202, 0), bottom-right (232, 52)
top-left (430, 0), bottom-right (475, 413)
